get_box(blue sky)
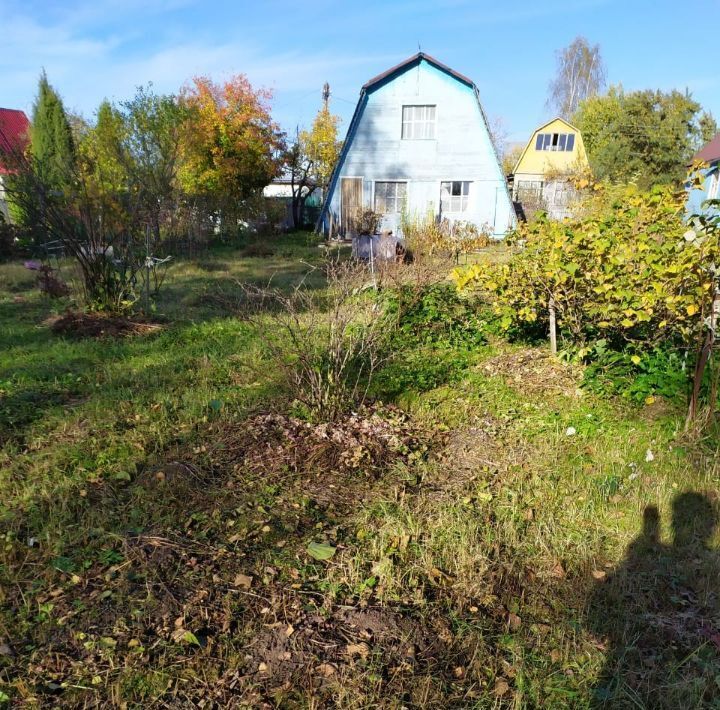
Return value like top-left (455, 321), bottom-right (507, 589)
top-left (2, 0), bottom-right (719, 147)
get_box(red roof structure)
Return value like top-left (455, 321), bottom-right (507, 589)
top-left (0, 108), bottom-right (30, 174)
top-left (693, 133), bottom-right (720, 164)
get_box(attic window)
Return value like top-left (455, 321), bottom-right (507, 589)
top-left (440, 181), bottom-right (470, 212)
top-left (535, 132), bottom-right (575, 152)
top-left (402, 105), bottom-right (436, 139)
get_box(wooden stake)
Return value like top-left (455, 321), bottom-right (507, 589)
top-left (687, 287), bottom-right (720, 426)
top-left (549, 294), bottom-right (557, 355)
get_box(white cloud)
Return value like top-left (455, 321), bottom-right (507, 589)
top-left (0, 1), bottom-right (390, 130)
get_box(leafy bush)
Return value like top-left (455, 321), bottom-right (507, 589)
top-left (371, 282), bottom-right (486, 398)
top-left (454, 182), bottom-right (719, 349)
top-left (580, 341), bottom-right (690, 404)
top-left (386, 282), bottom-right (487, 350)
top-left (371, 349), bottom-right (471, 398)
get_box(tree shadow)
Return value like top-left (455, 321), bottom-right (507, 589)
top-left (588, 492), bottom-right (720, 708)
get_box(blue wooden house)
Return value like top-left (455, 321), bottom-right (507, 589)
top-left (687, 133), bottom-right (720, 214)
top-left (318, 53), bottom-right (515, 239)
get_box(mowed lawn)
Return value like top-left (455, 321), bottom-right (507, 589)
top-left (1, 239), bottom-right (719, 708)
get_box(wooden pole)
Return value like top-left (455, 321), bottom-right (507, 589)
top-left (549, 294), bottom-right (557, 355)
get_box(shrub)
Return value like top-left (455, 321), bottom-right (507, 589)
top-left (401, 211), bottom-right (490, 261)
top-left (239, 260), bottom-right (389, 422)
top-left (454, 181), bottom-right (720, 350)
top-left (354, 208), bottom-right (383, 236)
top-left (370, 282), bottom-right (487, 398)
top-left (387, 282), bottom-right (487, 350)
top-left (580, 341), bottom-right (690, 404)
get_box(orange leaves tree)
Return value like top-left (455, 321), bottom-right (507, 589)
top-left (179, 75), bottom-right (285, 221)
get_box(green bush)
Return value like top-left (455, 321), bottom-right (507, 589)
top-left (371, 349), bottom-right (471, 398)
top-left (371, 282), bottom-right (486, 398)
top-left (581, 340), bottom-right (690, 404)
top-left (386, 282), bottom-right (487, 350)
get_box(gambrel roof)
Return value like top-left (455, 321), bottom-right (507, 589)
top-left (318, 53), bottom-right (511, 230)
top-left (362, 52), bottom-right (475, 91)
top-left (512, 116), bottom-right (582, 175)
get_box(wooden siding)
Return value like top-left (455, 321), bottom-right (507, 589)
top-left (513, 117), bottom-right (589, 179)
top-left (322, 58), bottom-right (514, 238)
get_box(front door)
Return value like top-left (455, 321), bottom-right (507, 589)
top-left (341, 177), bottom-right (363, 236)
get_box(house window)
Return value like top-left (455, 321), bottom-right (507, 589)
top-left (374, 181), bottom-right (407, 213)
top-left (709, 170), bottom-right (720, 200)
top-left (516, 180), bottom-right (543, 203)
top-left (535, 133), bottom-right (576, 152)
top-left (401, 105), bottom-right (436, 139)
top-left (553, 182), bottom-right (574, 206)
top-left (440, 181), bottom-right (470, 212)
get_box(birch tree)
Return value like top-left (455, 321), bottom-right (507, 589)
top-left (548, 37), bottom-right (606, 119)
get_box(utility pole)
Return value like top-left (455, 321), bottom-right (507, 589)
top-left (322, 82), bottom-right (330, 110)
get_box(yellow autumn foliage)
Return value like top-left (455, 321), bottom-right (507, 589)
top-left (453, 179), bottom-right (720, 346)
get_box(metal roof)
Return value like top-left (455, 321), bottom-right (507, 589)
top-left (0, 108), bottom-right (30, 173)
top-left (362, 52), bottom-right (475, 91)
top-left (693, 133), bottom-right (720, 164)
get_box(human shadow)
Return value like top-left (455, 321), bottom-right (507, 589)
top-left (588, 493), bottom-right (720, 708)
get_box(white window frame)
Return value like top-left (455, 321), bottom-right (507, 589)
top-left (401, 105), bottom-right (436, 140)
top-left (374, 180), bottom-right (408, 214)
top-left (516, 180), bottom-right (544, 203)
top-left (440, 180), bottom-right (471, 213)
top-left (708, 170), bottom-right (720, 200)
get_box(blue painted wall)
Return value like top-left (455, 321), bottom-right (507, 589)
top-left (687, 161), bottom-right (719, 215)
top-left (321, 58), bottom-right (515, 238)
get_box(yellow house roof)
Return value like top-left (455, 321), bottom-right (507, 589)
top-left (513, 117), bottom-right (589, 177)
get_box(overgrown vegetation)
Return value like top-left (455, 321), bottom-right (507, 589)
top-left (3, 237), bottom-right (718, 707)
top-left (1, 73), bottom-right (288, 314)
top-left (454, 180), bottom-right (720, 419)
top-left (402, 211), bottom-right (491, 262)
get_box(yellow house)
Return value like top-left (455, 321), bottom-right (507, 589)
top-left (512, 117), bottom-right (589, 219)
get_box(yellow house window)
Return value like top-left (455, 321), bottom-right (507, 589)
top-left (535, 133), bottom-right (575, 152)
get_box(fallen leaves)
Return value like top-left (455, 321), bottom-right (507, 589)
top-left (345, 642), bottom-right (370, 659)
top-left (307, 541), bottom-right (336, 561)
top-left (494, 678), bottom-right (511, 697)
top-left (234, 573), bottom-right (253, 589)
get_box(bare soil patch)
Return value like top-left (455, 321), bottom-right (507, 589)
top-left (47, 311), bottom-right (163, 338)
top-left (481, 347), bottom-right (582, 397)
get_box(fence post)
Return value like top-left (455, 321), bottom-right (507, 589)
top-left (549, 294), bottom-right (557, 355)
top-left (144, 225), bottom-right (151, 314)
top-left (687, 285), bottom-right (720, 425)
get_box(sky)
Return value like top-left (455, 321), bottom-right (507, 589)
top-left (1, 0), bottom-right (719, 148)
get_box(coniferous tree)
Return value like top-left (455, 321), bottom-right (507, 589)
top-left (31, 71), bottom-right (76, 191)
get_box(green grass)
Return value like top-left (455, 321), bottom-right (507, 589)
top-left (1, 240), bottom-right (719, 708)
